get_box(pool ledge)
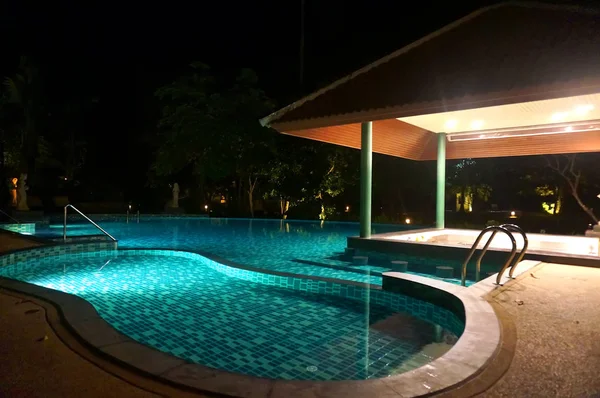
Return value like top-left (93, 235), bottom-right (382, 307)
top-left (0, 248), bottom-right (505, 398)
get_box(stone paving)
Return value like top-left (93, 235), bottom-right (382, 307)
top-left (480, 262), bottom-right (600, 397)
top-left (0, 292), bottom-right (162, 398)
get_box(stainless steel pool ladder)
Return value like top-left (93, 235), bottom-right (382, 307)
top-left (126, 209), bottom-right (140, 223)
top-left (460, 224), bottom-right (529, 286)
top-left (0, 208), bottom-right (20, 223)
top-left (63, 204), bottom-right (117, 242)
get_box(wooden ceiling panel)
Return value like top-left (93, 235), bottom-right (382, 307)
top-left (285, 121), bottom-right (600, 161)
top-left (281, 119), bottom-right (434, 160)
top-left (420, 130), bottom-right (600, 160)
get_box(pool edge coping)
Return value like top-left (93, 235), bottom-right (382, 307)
top-left (0, 244), bottom-right (505, 398)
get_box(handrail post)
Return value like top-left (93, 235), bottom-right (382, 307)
top-left (461, 226), bottom-right (518, 286)
top-left (501, 224), bottom-right (529, 278)
top-left (0, 208), bottom-right (20, 224)
top-left (63, 204), bottom-right (117, 242)
top-left (474, 230), bottom-right (498, 281)
top-left (461, 226), bottom-right (498, 286)
top-left (63, 205), bottom-right (68, 242)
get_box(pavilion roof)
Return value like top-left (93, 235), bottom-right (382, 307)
top-left (261, 2), bottom-right (600, 132)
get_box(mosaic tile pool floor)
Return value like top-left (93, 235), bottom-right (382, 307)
top-left (33, 218), bottom-right (473, 285)
top-left (0, 251), bottom-right (458, 381)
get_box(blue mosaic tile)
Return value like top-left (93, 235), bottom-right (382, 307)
top-left (0, 223), bottom-right (35, 234)
top-left (0, 249), bottom-right (463, 381)
top-left (29, 218), bottom-right (472, 285)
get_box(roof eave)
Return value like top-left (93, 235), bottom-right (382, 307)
top-left (270, 78), bottom-right (600, 133)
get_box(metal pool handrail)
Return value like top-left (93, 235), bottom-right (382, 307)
top-left (461, 226), bottom-right (517, 286)
top-left (63, 204), bottom-right (117, 242)
top-left (0, 208), bottom-right (20, 224)
top-left (501, 224), bottom-right (529, 278)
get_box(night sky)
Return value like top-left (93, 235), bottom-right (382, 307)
top-left (2, 1), bottom-right (509, 102)
top-left (0, 0), bottom-right (584, 193)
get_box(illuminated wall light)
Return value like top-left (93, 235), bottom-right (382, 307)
top-left (444, 119), bottom-right (458, 130)
top-left (204, 205), bottom-right (208, 210)
top-left (405, 218), bottom-right (412, 224)
top-left (574, 104), bottom-right (594, 116)
top-left (470, 120), bottom-right (485, 130)
top-left (550, 112), bottom-right (569, 122)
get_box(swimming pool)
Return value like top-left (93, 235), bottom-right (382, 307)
top-left (0, 249), bottom-right (463, 381)
top-left (33, 217), bottom-right (472, 285)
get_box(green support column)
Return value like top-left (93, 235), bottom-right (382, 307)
top-left (436, 132), bottom-right (447, 229)
top-left (360, 121), bottom-right (373, 238)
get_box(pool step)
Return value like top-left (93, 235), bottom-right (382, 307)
top-left (49, 234), bottom-right (116, 243)
top-left (292, 259), bottom-right (390, 277)
top-left (390, 260), bottom-right (408, 272)
top-left (352, 256), bottom-right (368, 265)
top-left (436, 266), bottom-right (454, 278)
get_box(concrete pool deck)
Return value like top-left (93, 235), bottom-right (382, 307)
top-left (1, 231), bottom-right (600, 396)
top-left (479, 262), bottom-right (600, 397)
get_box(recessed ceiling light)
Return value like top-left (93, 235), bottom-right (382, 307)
top-left (574, 104), bottom-right (594, 116)
top-left (471, 120), bottom-right (485, 130)
top-left (445, 119), bottom-right (458, 130)
top-left (551, 112), bottom-right (569, 122)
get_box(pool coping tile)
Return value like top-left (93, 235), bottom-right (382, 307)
top-left (0, 243), bottom-right (505, 398)
top-left (100, 341), bottom-right (186, 375)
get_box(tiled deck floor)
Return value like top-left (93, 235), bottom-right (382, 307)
top-left (480, 263), bottom-right (600, 397)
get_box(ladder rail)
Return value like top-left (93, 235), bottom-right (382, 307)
top-left (63, 204), bottom-right (117, 242)
top-left (461, 226), bottom-right (517, 286)
top-left (474, 229), bottom-right (499, 282)
top-left (0, 208), bottom-right (20, 224)
top-left (501, 224), bottom-right (529, 278)
top-left (473, 224), bottom-right (529, 282)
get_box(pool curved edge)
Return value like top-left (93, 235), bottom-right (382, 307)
top-left (0, 245), bottom-right (503, 398)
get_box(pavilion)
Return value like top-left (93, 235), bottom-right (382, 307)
top-left (261, 2), bottom-right (600, 240)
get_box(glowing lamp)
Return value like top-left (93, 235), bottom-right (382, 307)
top-left (470, 120), bottom-right (484, 130)
top-left (444, 119), bottom-right (458, 130)
top-left (204, 205), bottom-right (208, 210)
top-left (345, 205), bottom-right (350, 212)
top-left (574, 104), bottom-right (594, 116)
top-left (405, 218), bottom-right (411, 224)
top-left (551, 112), bottom-right (569, 122)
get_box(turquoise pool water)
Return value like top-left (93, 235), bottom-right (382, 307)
top-left (35, 218), bottom-right (471, 285)
top-left (0, 250), bottom-right (462, 380)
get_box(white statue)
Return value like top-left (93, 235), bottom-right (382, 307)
top-left (171, 182), bottom-right (180, 208)
top-left (16, 173), bottom-right (29, 211)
